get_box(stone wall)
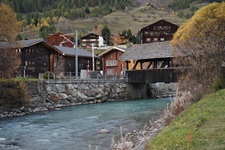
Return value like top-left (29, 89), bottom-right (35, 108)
top-left (0, 80), bottom-right (177, 118)
top-left (46, 80), bottom-right (128, 107)
top-left (0, 80), bottom-right (128, 118)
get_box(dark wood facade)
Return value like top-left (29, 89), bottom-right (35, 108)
top-left (19, 41), bottom-right (58, 77)
top-left (47, 32), bottom-right (74, 47)
top-left (99, 47), bottom-right (126, 76)
top-left (140, 19), bottom-right (179, 44)
top-left (14, 39), bottom-right (96, 78)
top-left (80, 33), bottom-right (102, 48)
top-left (126, 68), bottom-right (184, 83)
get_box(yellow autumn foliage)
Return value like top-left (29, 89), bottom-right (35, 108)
top-left (171, 2), bottom-right (225, 96)
top-left (0, 3), bottom-right (20, 42)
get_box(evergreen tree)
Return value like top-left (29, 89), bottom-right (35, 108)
top-left (39, 25), bottom-right (56, 39)
top-left (101, 25), bottom-right (111, 45)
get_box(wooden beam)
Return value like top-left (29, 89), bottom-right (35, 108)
top-left (147, 61), bottom-right (153, 69)
top-left (153, 61), bottom-right (157, 68)
top-left (160, 60), bottom-right (168, 68)
top-left (132, 60), bottom-right (139, 70)
top-left (126, 61), bottom-right (130, 70)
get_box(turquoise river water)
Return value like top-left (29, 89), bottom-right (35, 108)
top-left (0, 98), bottom-right (172, 150)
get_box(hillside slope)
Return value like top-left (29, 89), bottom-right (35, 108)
top-left (20, 5), bottom-right (184, 39)
top-left (149, 89), bottom-right (225, 149)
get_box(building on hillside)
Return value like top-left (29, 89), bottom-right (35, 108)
top-left (140, 19), bottom-right (179, 44)
top-left (47, 32), bottom-right (75, 47)
top-left (80, 33), bottom-right (105, 48)
top-left (0, 39), bottom-right (97, 78)
top-left (98, 46), bottom-right (126, 77)
top-left (120, 41), bottom-right (174, 70)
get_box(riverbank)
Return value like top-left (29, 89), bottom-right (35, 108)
top-left (124, 89), bottom-right (225, 150)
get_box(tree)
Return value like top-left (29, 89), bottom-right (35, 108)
top-left (0, 3), bottom-right (20, 42)
top-left (171, 2), bottom-right (225, 98)
top-left (0, 3), bottom-right (21, 78)
top-left (39, 25), bottom-right (56, 39)
top-left (101, 25), bottom-right (111, 45)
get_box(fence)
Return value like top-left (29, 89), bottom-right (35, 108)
top-left (39, 70), bottom-right (127, 83)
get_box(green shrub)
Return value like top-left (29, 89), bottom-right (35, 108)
top-left (43, 71), bottom-right (54, 79)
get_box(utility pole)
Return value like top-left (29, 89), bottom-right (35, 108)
top-left (91, 43), bottom-right (95, 71)
top-left (75, 31), bottom-right (78, 79)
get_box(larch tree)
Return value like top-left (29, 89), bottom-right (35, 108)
top-left (171, 2), bottom-right (225, 98)
top-left (0, 3), bottom-right (21, 78)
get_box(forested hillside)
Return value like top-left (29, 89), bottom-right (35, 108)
top-left (0, 0), bottom-right (224, 39)
top-left (169, 0), bottom-right (224, 10)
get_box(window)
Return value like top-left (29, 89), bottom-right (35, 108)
top-left (154, 38), bottom-right (158, 42)
top-left (144, 31), bottom-right (149, 35)
top-left (16, 49), bottom-right (21, 53)
top-left (106, 60), bottom-right (117, 66)
top-left (160, 38), bottom-right (165, 41)
top-left (146, 38), bottom-right (151, 42)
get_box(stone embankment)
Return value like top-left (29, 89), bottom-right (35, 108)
top-left (0, 80), bottom-right (128, 118)
top-left (0, 80), bottom-right (177, 120)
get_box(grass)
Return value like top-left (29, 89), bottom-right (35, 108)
top-left (148, 89), bottom-right (225, 150)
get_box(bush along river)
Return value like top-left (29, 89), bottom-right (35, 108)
top-left (0, 97), bottom-right (172, 150)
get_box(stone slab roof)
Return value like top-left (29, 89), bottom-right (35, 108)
top-left (54, 45), bottom-right (98, 58)
top-left (120, 41), bottom-right (173, 61)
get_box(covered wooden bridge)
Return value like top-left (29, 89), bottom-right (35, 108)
top-left (120, 41), bottom-right (184, 83)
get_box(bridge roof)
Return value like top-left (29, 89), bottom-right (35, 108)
top-left (120, 41), bottom-right (174, 61)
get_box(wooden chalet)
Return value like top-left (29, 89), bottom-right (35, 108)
top-left (80, 33), bottom-right (105, 48)
top-left (98, 46), bottom-right (126, 77)
top-left (0, 39), bottom-right (97, 78)
top-left (54, 46), bottom-right (98, 74)
top-left (140, 19), bottom-right (179, 44)
top-left (47, 32), bottom-right (74, 47)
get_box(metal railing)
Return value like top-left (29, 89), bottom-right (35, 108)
top-left (39, 70), bottom-right (127, 83)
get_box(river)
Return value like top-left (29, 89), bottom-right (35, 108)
top-left (0, 98), bottom-right (172, 150)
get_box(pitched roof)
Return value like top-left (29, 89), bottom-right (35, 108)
top-left (0, 38), bottom-right (97, 58)
top-left (80, 33), bottom-right (101, 39)
top-left (98, 46), bottom-right (126, 56)
top-left (140, 19), bottom-right (179, 32)
top-left (120, 41), bottom-right (173, 61)
top-left (47, 32), bottom-right (74, 39)
top-left (54, 45), bottom-right (98, 58)
top-left (17, 39), bottom-right (44, 47)
top-left (0, 39), bottom-right (44, 49)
